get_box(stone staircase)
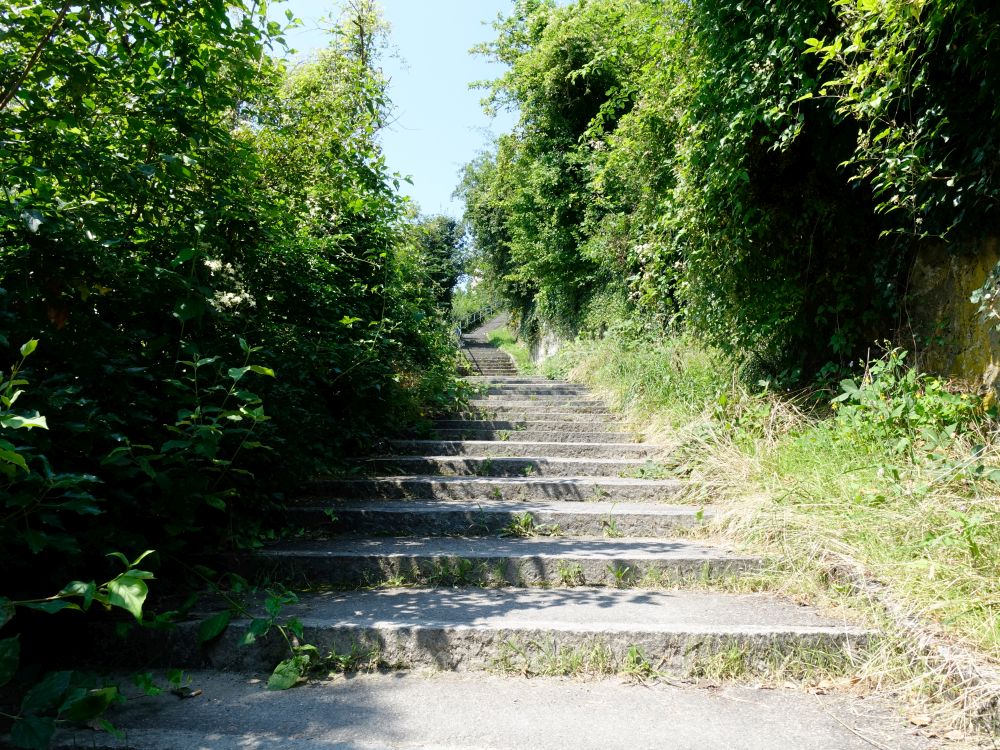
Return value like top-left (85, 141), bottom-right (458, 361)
top-left (68, 317), bottom-right (936, 750)
top-left (459, 312), bottom-right (518, 375)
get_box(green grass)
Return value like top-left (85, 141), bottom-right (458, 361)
top-left (487, 328), bottom-right (537, 375)
top-left (548, 332), bottom-right (1000, 661)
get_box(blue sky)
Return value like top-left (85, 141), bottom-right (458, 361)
top-left (269, 1), bottom-right (518, 218)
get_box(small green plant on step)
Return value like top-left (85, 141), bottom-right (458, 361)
top-left (557, 562), bottom-right (586, 586)
top-left (502, 512), bottom-right (537, 537)
top-left (607, 563), bottom-right (636, 588)
top-left (622, 645), bottom-right (657, 682)
top-left (501, 513), bottom-right (560, 538)
top-left (601, 512), bottom-right (623, 538)
top-left (188, 569), bottom-right (309, 692)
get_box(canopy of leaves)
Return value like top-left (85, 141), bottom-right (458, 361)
top-left (462, 0), bottom-right (999, 375)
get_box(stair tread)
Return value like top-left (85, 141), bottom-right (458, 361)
top-left (209, 587), bottom-right (866, 635)
top-left (300, 499), bottom-right (707, 515)
top-left (69, 671), bottom-right (929, 750)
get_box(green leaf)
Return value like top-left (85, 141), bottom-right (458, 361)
top-left (19, 339), bottom-right (38, 358)
top-left (0, 413), bottom-right (48, 430)
top-left (839, 379), bottom-right (861, 396)
top-left (0, 597), bottom-right (14, 628)
top-left (24, 529), bottom-right (48, 554)
top-left (249, 365), bottom-right (275, 377)
top-left (106, 575), bottom-right (148, 621)
top-left (228, 366), bottom-right (251, 382)
top-left (60, 686), bottom-right (118, 721)
top-left (267, 656), bottom-right (306, 691)
top-left (10, 715), bottom-right (55, 749)
top-left (173, 297), bottom-right (206, 323)
top-left (130, 550), bottom-right (156, 568)
top-left (0, 448), bottom-right (28, 471)
top-left (204, 494), bottom-right (226, 511)
top-left (0, 636), bottom-right (20, 687)
top-left (197, 610), bottom-right (231, 643)
top-left (239, 617), bottom-right (271, 646)
top-left (59, 581), bottom-right (97, 609)
top-left (22, 671), bottom-right (72, 713)
top-left (19, 600), bottom-right (82, 615)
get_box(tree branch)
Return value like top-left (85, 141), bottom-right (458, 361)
top-left (0, 0), bottom-right (74, 114)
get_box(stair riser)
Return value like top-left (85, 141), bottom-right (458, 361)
top-left (467, 401), bottom-right (611, 414)
top-left (386, 441), bottom-right (665, 459)
top-left (454, 412), bottom-right (613, 422)
top-left (311, 479), bottom-right (681, 502)
top-left (246, 553), bottom-right (761, 590)
top-left (464, 379), bottom-right (558, 385)
top-left (289, 507), bottom-right (703, 536)
top-left (473, 396), bottom-right (605, 405)
top-left (483, 388), bottom-right (591, 396)
top-left (430, 430), bottom-right (639, 443)
top-left (143, 621), bottom-right (866, 683)
top-left (364, 458), bottom-right (654, 477)
top-left (432, 421), bottom-right (619, 432)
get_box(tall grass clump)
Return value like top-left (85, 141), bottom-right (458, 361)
top-left (539, 329), bottom-right (731, 430)
top-left (538, 330), bottom-right (1000, 658)
top-left (487, 328), bottom-right (536, 375)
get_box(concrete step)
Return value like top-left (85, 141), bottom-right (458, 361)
top-left (387, 440), bottom-right (666, 459)
top-left (290, 499), bottom-right (708, 536)
top-left (483, 386), bottom-right (591, 396)
top-left (364, 456), bottom-right (661, 478)
top-left (467, 399), bottom-right (611, 413)
top-left (151, 589), bottom-right (870, 677)
top-left (454, 410), bottom-right (616, 423)
top-left (432, 419), bottom-right (620, 432)
top-left (70, 671), bottom-right (932, 750)
top-left (464, 376), bottom-right (559, 384)
top-left (431, 429), bottom-right (639, 442)
top-left (246, 536), bottom-right (760, 588)
top-left (309, 475), bottom-right (682, 502)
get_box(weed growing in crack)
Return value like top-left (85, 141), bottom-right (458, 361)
top-left (557, 562), bottom-right (586, 586)
top-left (607, 563), bottom-right (636, 588)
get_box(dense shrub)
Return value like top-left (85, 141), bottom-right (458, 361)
top-left (462, 0), bottom-right (999, 376)
top-left (0, 1), bottom-right (464, 602)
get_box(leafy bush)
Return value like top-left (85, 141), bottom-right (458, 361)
top-left (0, 0), bottom-right (464, 688)
top-left (462, 0), bottom-right (997, 377)
top-left (832, 348), bottom-right (983, 457)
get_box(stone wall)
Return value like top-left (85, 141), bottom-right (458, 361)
top-left (906, 237), bottom-right (1000, 389)
top-left (529, 327), bottom-right (563, 365)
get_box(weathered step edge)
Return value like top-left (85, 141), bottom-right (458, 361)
top-left (386, 440), bottom-right (666, 459)
top-left (363, 456), bottom-right (662, 478)
top-left (245, 551), bottom-right (759, 590)
top-left (289, 500), bottom-right (709, 537)
top-left (305, 476), bottom-right (684, 502)
top-left (102, 607), bottom-right (873, 678)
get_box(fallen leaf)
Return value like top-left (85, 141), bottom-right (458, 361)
top-left (909, 715), bottom-right (932, 727)
top-left (943, 730), bottom-right (965, 741)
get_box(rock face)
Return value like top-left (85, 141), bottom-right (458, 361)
top-left (908, 236), bottom-right (1000, 388)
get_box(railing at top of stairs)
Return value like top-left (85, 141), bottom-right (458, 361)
top-left (455, 306), bottom-right (496, 341)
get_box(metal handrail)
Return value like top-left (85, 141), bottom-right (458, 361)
top-left (455, 305), bottom-right (496, 338)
